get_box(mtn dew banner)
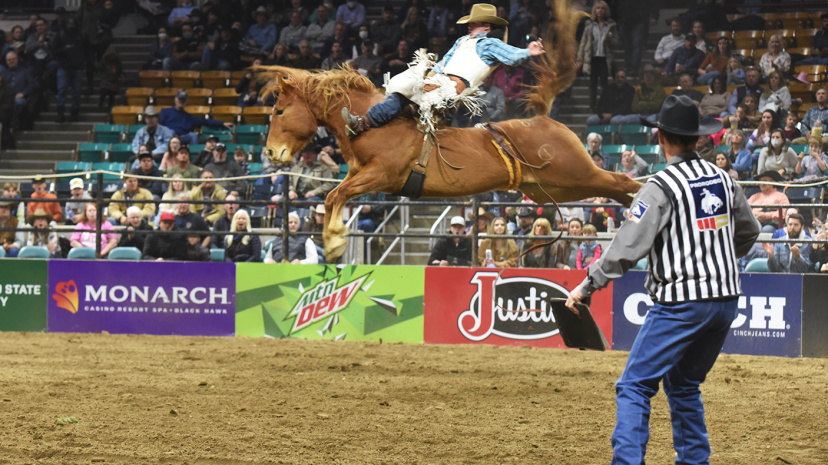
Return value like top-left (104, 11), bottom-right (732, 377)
top-left (47, 261), bottom-right (235, 336)
top-left (0, 260), bottom-right (48, 332)
top-left (235, 264), bottom-right (424, 342)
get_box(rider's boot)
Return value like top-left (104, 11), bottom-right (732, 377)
top-left (342, 107), bottom-right (371, 137)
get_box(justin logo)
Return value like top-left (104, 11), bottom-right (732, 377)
top-left (53, 280), bottom-right (79, 314)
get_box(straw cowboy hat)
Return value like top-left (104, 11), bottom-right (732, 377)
top-left (27, 208), bottom-right (51, 224)
top-left (456, 3), bottom-right (508, 26)
top-left (640, 95), bottom-right (721, 136)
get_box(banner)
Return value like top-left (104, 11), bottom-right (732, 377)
top-left (424, 267), bottom-right (613, 348)
top-left (48, 261), bottom-right (235, 336)
top-left (802, 274), bottom-right (828, 358)
top-left (0, 260), bottom-right (48, 332)
top-left (612, 271), bottom-right (802, 357)
top-left (235, 264), bottom-right (424, 342)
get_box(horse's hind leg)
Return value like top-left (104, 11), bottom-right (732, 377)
top-left (323, 165), bottom-right (385, 262)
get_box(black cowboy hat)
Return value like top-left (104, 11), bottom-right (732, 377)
top-left (640, 95), bottom-right (721, 137)
top-left (756, 170), bottom-right (785, 183)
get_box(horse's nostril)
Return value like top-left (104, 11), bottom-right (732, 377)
top-left (266, 149), bottom-right (275, 158)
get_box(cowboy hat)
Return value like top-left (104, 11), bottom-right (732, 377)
top-left (27, 208), bottom-right (51, 224)
top-left (467, 207), bottom-right (495, 222)
top-left (143, 105), bottom-right (160, 116)
top-left (456, 3), bottom-right (508, 26)
top-left (639, 64), bottom-right (660, 80)
top-left (640, 95), bottom-right (721, 136)
top-left (756, 170), bottom-right (785, 183)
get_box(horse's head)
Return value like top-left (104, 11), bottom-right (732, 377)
top-left (262, 68), bottom-right (318, 165)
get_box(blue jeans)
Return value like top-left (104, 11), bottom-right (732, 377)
top-left (201, 47), bottom-right (234, 71)
top-left (611, 298), bottom-right (738, 465)
top-left (366, 92), bottom-right (410, 127)
top-left (695, 71), bottom-right (720, 86)
top-left (619, 20), bottom-right (648, 74)
top-left (57, 68), bottom-right (83, 111)
top-left (611, 114), bottom-right (657, 125)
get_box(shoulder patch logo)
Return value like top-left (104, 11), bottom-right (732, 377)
top-left (628, 200), bottom-right (649, 223)
top-left (689, 175), bottom-right (730, 231)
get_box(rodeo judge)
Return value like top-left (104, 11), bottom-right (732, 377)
top-left (565, 95), bottom-right (760, 464)
top-left (341, 3), bottom-right (544, 136)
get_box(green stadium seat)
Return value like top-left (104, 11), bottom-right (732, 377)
top-left (744, 257), bottom-right (769, 272)
top-left (601, 144), bottom-right (626, 154)
top-left (18, 246), bottom-right (51, 259)
top-left (339, 163), bottom-right (349, 180)
top-left (125, 125), bottom-right (143, 141)
top-left (235, 124), bottom-right (267, 145)
top-left (210, 248), bottom-right (225, 261)
top-left (224, 144), bottom-right (253, 155)
top-left (106, 143), bottom-right (134, 163)
top-left (108, 247), bottom-right (142, 261)
top-left (57, 162), bottom-right (92, 173)
top-left (248, 162), bottom-right (263, 174)
top-left (586, 124), bottom-right (619, 144)
top-left (67, 247), bottom-right (96, 259)
top-left (619, 125), bottom-right (651, 145)
top-left (635, 145), bottom-right (661, 155)
top-left (93, 124), bottom-right (126, 143)
top-left (78, 143), bottom-right (110, 162)
top-left (92, 162), bottom-right (125, 180)
top-left (650, 163), bottom-right (667, 173)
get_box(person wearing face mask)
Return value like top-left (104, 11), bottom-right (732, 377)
top-left (163, 22), bottom-right (205, 70)
top-left (757, 128), bottom-right (797, 179)
top-left (336, 0), bottom-right (366, 35)
top-left (144, 27), bottom-right (174, 70)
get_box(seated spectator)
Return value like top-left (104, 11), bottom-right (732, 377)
top-left (371, 6), bottom-right (401, 56)
top-left (795, 136), bottom-right (828, 181)
top-left (307, 5), bottom-right (335, 55)
top-left (292, 40), bottom-right (322, 70)
top-left (349, 40), bottom-right (382, 88)
top-left (117, 206), bottom-right (152, 251)
top-left (699, 74), bottom-right (730, 118)
top-left (303, 204), bottom-right (326, 261)
top-left (142, 211), bottom-right (187, 261)
top-left (758, 129), bottom-right (798, 178)
top-left (466, 207), bottom-right (494, 236)
top-left (478, 216), bottom-right (519, 268)
top-left (577, 223), bottom-right (602, 269)
top-left (726, 56), bottom-right (745, 86)
top-left (157, 174), bottom-right (189, 221)
top-left (321, 41), bottom-right (348, 70)
top-left (25, 18), bottom-right (57, 95)
top-left (715, 152), bottom-right (739, 180)
top-left (143, 27), bottom-right (173, 70)
top-left (184, 228), bottom-right (211, 261)
top-left (671, 72), bottom-right (704, 104)
top-left (453, 74), bottom-right (506, 127)
top-left (279, 11), bottom-right (307, 52)
top-left (131, 106), bottom-right (174, 158)
top-left (245, 7), bottom-right (278, 56)
top-left (64, 177), bottom-right (91, 224)
top-left (809, 220), bottom-right (828, 273)
top-left (399, 6), bottom-right (427, 51)
top-left (224, 210), bottom-right (261, 262)
top-left (759, 35), bottom-right (791, 80)
top-left (781, 113), bottom-right (802, 142)
top-left (796, 13), bottom-right (828, 66)
top-left (0, 200), bottom-right (24, 258)
top-left (727, 67), bottom-right (764, 116)
top-left (168, 0), bottom-right (196, 29)
top-left (520, 217), bottom-right (557, 268)
top-left (356, 191), bottom-right (386, 233)
top-left (612, 65), bottom-right (666, 124)
top-left (512, 206), bottom-right (537, 247)
top-left (336, 0), bottom-right (366, 35)
top-left (189, 170), bottom-right (227, 225)
top-left (749, 170), bottom-right (790, 233)
top-left (696, 36), bottom-right (730, 85)
top-left (759, 71), bottom-right (793, 114)
top-left (689, 20), bottom-right (713, 53)
top-left (193, 134), bottom-right (218, 167)
top-left (653, 18), bottom-right (684, 68)
top-left (288, 143), bottom-right (336, 208)
top-left (726, 94), bottom-right (761, 130)
top-left (792, 86), bottom-right (828, 146)
top-left (492, 65), bottom-right (527, 119)
top-left (765, 213), bottom-right (812, 273)
top-left (616, 149), bottom-right (648, 178)
top-left (2, 50), bottom-right (39, 132)
top-left (2, 26), bottom-right (27, 58)
top-left (382, 40), bottom-right (413, 79)
top-left (201, 24), bottom-right (240, 71)
top-left (132, 151), bottom-right (165, 198)
top-left (108, 176), bottom-right (156, 226)
top-left (695, 134), bottom-right (721, 163)
top-left (1, 182), bottom-right (23, 222)
top-left (166, 145), bottom-right (200, 179)
top-left (25, 208), bottom-right (61, 258)
top-left (586, 68), bottom-right (635, 126)
top-left (160, 90), bottom-right (233, 146)
top-left (27, 176), bottom-right (62, 223)
top-left (174, 192), bottom-right (210, 248)
top-left (663, 33), bottom-right (705, 83)
top-left (233, 147), bottom-right (251, 176)
top-left (586, 133), bottom-right (610, 170)
top-left (329, 22), bottom-right (356, 60)
top-left (428, 215), bottom-right (472, 266)
top-left (264, 211), bottom-right (319, 264)
top-left (746, 109), bottom-right (780, 152)
top-left (726, 129), bottom-right (754, 179)
top-left (70, 203), bottom-right (118, 257)
top-left (163, 22), bottom-right (205, 71)
top-left (588, 197), bottom-right (616, 232)
top-left (210, 194), bottom-right (238, 248)
top-left (266, 43), bottom-right (292, 66)
top-left (204, 143), bottom-right (247, 196)
top-left (555, 218), bottom-right (583, 270)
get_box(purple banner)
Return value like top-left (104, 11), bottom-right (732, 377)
top-left (613, 271), bottom-right (802, 358)
top-left (48, 261), bottom-right (235, 336)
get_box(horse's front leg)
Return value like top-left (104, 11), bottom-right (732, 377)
top-left (323, 166), bottom-right (383, 262)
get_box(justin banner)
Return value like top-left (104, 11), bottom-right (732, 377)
top-left (235, 264), bottom-right (424, 342)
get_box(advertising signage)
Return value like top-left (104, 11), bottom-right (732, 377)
top-left (48, 261), bottom-right (236, 336)
top-left (0, 260), bottom-right (48, 332)
top-left (424, 267), bottom-right (613, 348)
top-left (612, 271), bottom-right (802, 357)
top-left (235, 264), bottom-right (424, 342)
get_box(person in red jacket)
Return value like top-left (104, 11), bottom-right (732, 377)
top-left (27, 176), bottom-right (63, 223)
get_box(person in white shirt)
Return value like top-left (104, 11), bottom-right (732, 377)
top-left (653, 18), bottom-right (685, 68)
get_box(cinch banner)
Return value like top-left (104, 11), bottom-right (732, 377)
top-left (48, 261), bottom-right (235, 336)
top-left (612, 271), bottom-right (802, 357)
top-left (235, 264), bottom-right (424, 342)
top-left (0, 259), bottom-right (48, 332)
top-left (424, 267), bottom-right (613, 348)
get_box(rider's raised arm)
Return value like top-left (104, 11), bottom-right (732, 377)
top-left (477, 37), bottom-right (532, 67)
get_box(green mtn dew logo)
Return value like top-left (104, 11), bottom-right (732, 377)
top-left (288, 274), bottom-right (369, 334)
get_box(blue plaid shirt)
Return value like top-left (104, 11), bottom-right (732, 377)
top-left (800, 104), bottom-right (828, 133)
top-left (432, 33), bottom-right (531, 75)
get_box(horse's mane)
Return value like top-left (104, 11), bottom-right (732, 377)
top-left (257, 65), bottom-right (378, 119)
top-left (524, 0), bottom-right (587, 115)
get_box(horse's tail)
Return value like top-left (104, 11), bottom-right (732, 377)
top-left (524, 0), bottom-right (587, 116)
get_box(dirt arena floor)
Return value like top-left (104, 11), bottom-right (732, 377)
top-left (0, 333), bottom-right (825, 464)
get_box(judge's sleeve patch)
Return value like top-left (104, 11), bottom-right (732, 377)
top-left (628, 199), bottom-right (649, 223)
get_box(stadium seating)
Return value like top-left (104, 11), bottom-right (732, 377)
top-left (242, 106), bottom-right (271, 125)
top-left (733, 30), bottom-right (766, 49)
top-left (210, 248), bottom-right (225, 261)
top-left (185, 88), bottom-right (213, 105)
top-left (212, 105), bottom-right (243, 124)
top-left (93, 124), bottom-right (126, 143)
top-left (78, 143), bottom-right (110, 162)
top-left (154, 87), bottom-right (180, 106)
top-left (619, 125), bottom-right (651, 145)
top-left (212, 88), bottom-right (241, 105)
top-left (126, 87), bottom-right (154, 107)
top-left (744, 257), bottom-right (769, 272)
top-left (229, 70), bottom-right (247, 87)
top-left (171, 70), bottom-right (201, 88)
top-left (108, 247), bottom-right (142, 261)
top-left (139, 70), bottom-right (170, 88)
top-left (106, 143), bottom-right (134, 163)
top-left (57, 161), bottom-right (91, 173)
top-left (18, 246), bottom-right (50, 259)
top-left (248, 162), bottom-right (263, 174)
top-left (235, 124), bottom-right (267, 145)
top-left (67, 247), bottom-right (97, 260)
top-left (339, 164), bottom-right (349, 180)
top-left (202, 70), bottom-right (231, 89)
top-left (586, 124), bottom-right (617, 144)
top-left (91, 162), bottom-right (125, 180)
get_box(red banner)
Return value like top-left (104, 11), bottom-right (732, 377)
top-left (424, 267), bottom-right (613, 348)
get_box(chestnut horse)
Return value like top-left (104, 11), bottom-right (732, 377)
top-left (261, 1), bottom-right (641, 261)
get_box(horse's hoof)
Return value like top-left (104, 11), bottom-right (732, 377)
top-left (326, 240), bottom-right (347, 262)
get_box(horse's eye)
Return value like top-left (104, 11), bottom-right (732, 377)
top-left (275, 109), bottom-right (284, 116)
